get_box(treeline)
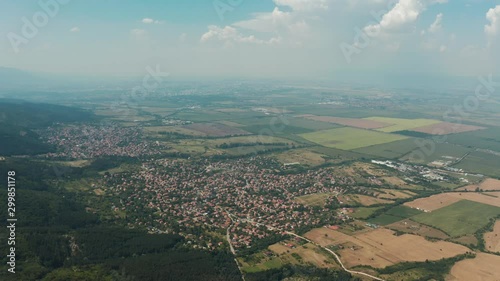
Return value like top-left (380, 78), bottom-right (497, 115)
top-left (393, 130), bottom-right (434, 138)
top-left (373, 252), bottom-right (476, 279)
top-left (245, 265), bottom-right (359, 281)
top-left (475, 215), bottom-right (500, 251)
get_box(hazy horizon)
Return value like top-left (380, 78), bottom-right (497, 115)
top-left (1, 0), bottom-right (499, 80)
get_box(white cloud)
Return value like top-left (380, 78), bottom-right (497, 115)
top-left (70, 27), bottom-right (80, 33)
top-left (428, 13), bottom-right (443, 33)
top-left (201, 1), bottom-right (319, 47)
top-left (234, 7), bottom-right (292, 33)
top-left (200, 25), bottom-right (280, 45)
top-left (142, 18), bottom-right (162, 24)
top-left (273, 0), bottom-right (329, 11)
top-left (485, 5), bottom-right (500, 38)
top-left (364, 0), bottom-right (447, 37)
top-left (439, 45), bottom-right (446, 52)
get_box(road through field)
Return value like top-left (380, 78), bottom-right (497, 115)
top-left (225, 210), bottom-right (384, 281)
top-left (285, 231), bottom-right (385, 281)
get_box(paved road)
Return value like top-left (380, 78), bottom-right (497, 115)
top-left (224, 211), bottom-right (246, 281)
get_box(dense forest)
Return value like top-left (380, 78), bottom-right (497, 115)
top-left (0, 100), bottom-right (95, 155)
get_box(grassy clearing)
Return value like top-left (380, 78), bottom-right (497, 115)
top-left (299, 127), bottom-right (408, 150)
top-left (385, 205), bottom-right (423, 218)
top-left (295, 193), bottom-right (334, 207)
top-left (412, 200), bottom-right (500, 237)
top-left (275, 149), bottom-right (327, 166)
top-left (367, 206), bottom-right (423, 226)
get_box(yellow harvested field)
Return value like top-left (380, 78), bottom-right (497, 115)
top-left (458, 178), bottom-right (500, 191)
top-left (404, 194), bottom-right (462, 212)
top-left (404, 192), bottom-right (500, 212)
top-left (484, 220), bottom-right (500, 253)
top-left (446, 253), bottom-right (500, 281)
top-left (305, 228), bottom-right (469, 269)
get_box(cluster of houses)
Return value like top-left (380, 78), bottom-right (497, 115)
top-left (39, 124), bottom-right (164, 159)
top-left (104, 157), bottom-right (358, 251)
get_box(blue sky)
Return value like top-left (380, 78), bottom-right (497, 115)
top-left (0, 0), bottom-right (499, 80)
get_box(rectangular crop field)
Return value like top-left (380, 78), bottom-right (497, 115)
top-left (400, 142), bottom-right (472, 165)
top-left (299, 127), bottom-right (408, 150)
top-left (354, 138), bottom-right (420, 159)
top-left (297, 115), bottom-right (391, 129)
top-left (446, 127), bottom-right (500, 152)
top-left (411, 200), bottom-right (500, 237)
top-left (410, 122), bottom-right (485, 135)
top-left (364, 117), bottom-right (441, 133)
top-left (453, 151), bottom-right (500, 177)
